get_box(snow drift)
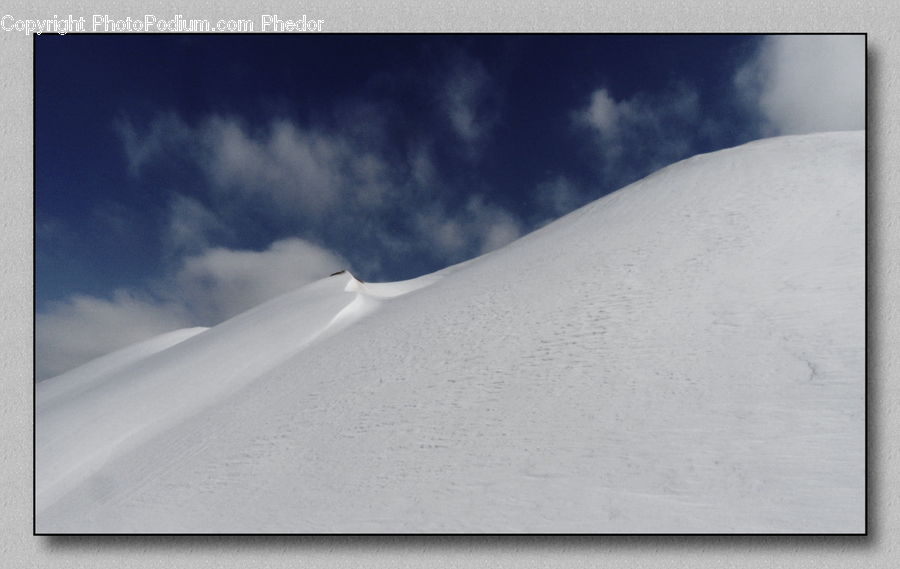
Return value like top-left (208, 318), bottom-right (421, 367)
top-left (36, 131), bottom-right (865, 533)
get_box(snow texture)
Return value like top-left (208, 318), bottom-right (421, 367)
top-left (36, 131), bottom-right (864, 533)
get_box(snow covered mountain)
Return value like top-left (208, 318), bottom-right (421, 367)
top-left (36, 131), bottom-right (865, 534)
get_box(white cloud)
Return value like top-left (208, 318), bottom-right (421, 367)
top-left (464, 195), bottom-right (522, 255)
top-left (164, 194), bottom-right (226, 255)
top-left (414, 195), bottom-right (523, 261)
top-left (116, 112), bottom-right (192, 176)
top-left (416, 212), bottom-right (467, 258)
top-left (174, 238), bottom-right (347, 324)
top-left (534, 176), bottom-right (584, 220)
top-left (735, 35), bottom-right (865, 135)
top-left (576, 84), bottom-right (702, 187)
top-left (36, 291), bottom-right (191, 380)
top-left (408, 144), bottom-right (436, 189)
top-left (583, 88), bottom-right (622, 136)
top-left (350, 152), bottom-right (393, 208)
top-left (480, 215), bottom-right (521, 255)
top-left (37, 238), bottom-right (347, 379)
top-left (442, 59), bottom-right (496, 151)
top-left (202, 117), bottom-right (348, 215)
top-left (117, 113), bottom-right (401, 224)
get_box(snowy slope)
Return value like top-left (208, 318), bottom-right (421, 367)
top-left (36, 131), bottom-right (865, 533)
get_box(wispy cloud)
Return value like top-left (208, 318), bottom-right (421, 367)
top-left (163, 193), bottom-right (228, 256)
top-left (116, 112), bottom-right (193, 176)
top-left (575, 83), bottom-right (706, 190)
top-left (116, 110), bottom-right (524, 269)
top-left (117, 112), bottom-right (403, 222)
top-left (203, 117), bottom-right (350, 215)
top-left (414, 195), bottom-right (523, 260)
top-left (479, 213), bottom-right (521, 255)
top-left (533, 176), bottom-right (585, 222)
top-left (734, 35), bottom-right (865, 135)
top-left (441, 57), bottom-right (498, 155)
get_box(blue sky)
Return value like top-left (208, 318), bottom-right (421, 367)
top-left (35, 34), bottom-right (865, 378)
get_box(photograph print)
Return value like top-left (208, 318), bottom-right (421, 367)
top-left (35, 33), bottom-right (865, 534)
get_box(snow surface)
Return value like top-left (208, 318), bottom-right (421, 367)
top-left (36, 131), bottom-right (865, 533)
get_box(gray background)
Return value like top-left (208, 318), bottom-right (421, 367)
top-left (2, 1), bottom-right (895, 566)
